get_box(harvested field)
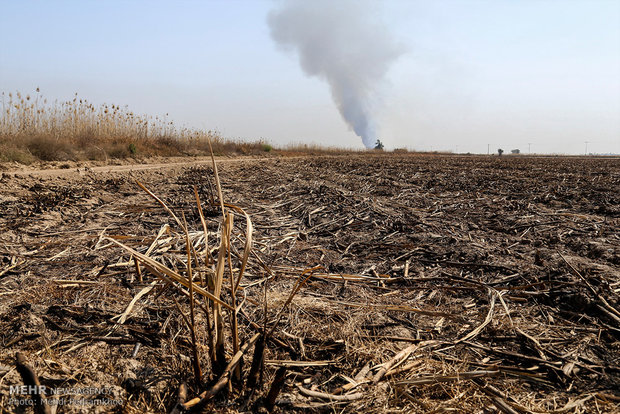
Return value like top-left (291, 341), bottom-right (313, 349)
top-left (0, 154), bottom-right (619, 413)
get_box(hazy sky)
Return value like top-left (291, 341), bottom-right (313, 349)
top-left (1, 0), bottom-right (619, 154)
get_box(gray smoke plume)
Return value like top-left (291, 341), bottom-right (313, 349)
top-left (268, 0), bottom-right (402, 148)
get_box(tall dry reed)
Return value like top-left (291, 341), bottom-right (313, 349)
top-left (0, 89), bottom-right (271, 162)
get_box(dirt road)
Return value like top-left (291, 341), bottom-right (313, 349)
top-left (2, 154), bottom-right (298, 178)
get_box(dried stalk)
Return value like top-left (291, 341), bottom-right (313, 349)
top-left (395, 370), bottom-right (500, 386)
top-left (193, 186), bottom-right (215, 364)
top-left (456, 289), bottom-right (497, 343)
top-left (245, 335), bottom-right (265, 392)
top-left (135, 180), bottom-right (183, 229)
top-left (212, 212), bottom-right (233, 374)
top-left (297, 385), bottom-right (364, 402)
top-left (265, 366), bottom-right (288, 412)
top-left (224, 211), bottom-right (242, 382)
top-left (105, 237), bottom-right (232, 310)
top-left (15, 352), bottom-right (50, 414)
top-left (373, 343), bottom-right (419, 384)
top-left (182, 212), bottom-right (202, 387)
top-left (184, 333), bottom-right (261, 411)
top-left (168, 382), bottom-right (188, 414)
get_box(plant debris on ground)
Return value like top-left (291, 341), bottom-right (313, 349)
top-left (0, 154), bottom-right (618, 413)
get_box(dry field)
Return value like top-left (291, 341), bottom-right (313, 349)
top-left (0, 154), bottom-right (619, 413)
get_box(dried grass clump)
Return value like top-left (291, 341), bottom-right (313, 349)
top-left (26, 135), bottom-right (75, 161)
top-left (99, 145), bottom-right (319, 412)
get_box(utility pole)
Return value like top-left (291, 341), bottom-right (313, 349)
top-left (585, 141), bottom-right (589, 155)
top-left (528, 143), bottom-right (532, 154)
top-left (487, 144), bottom-right (490, 155)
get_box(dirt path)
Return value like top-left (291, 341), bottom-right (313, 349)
top-left (2, 154), bottom-right (311, 178)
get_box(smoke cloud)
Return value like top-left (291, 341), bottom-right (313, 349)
top-left (268, 0), bottom-right (402, 148)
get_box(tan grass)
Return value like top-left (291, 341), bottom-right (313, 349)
top-left (0, 89), bottom-right (274, 162)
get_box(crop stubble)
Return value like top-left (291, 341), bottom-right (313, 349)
top-left (0, 154), bottom-right (618, 413)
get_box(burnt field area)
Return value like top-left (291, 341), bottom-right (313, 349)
top-left (0, 154), bottom-right (619, 413)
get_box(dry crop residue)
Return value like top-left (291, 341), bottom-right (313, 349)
top-left (0, 154), bottom-right (618, 413)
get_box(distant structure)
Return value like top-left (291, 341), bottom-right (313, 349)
top-left (511, 149), bottom-right (520, 154)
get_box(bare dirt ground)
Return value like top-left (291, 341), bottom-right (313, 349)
top-left (0, 154), bottom-right (618, 413)
top-left (0, 154), bottom-right (277, 177)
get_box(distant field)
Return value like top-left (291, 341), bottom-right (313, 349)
top-left (0, 154), bottom-right (618, 412)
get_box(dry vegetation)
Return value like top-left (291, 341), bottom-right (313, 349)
top-left (0, 153), bottom-right (618, 413)
top-left (0, 90), bottom-right (279, 165)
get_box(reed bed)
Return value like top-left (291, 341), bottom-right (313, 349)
top-left (0, 89), bottom-right (272, 163)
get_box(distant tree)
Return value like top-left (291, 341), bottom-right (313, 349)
top-left (498, 148), bottom-right (504, 156)
top-left (374, 139), bottom-right (384, 151)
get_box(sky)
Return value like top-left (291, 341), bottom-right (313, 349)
top-left (1, 0), bottom-right (619, 154)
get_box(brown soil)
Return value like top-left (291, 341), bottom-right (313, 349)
top-left (0, 154), bottom-right (618, 413)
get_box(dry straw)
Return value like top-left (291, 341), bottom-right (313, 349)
top-left (0, 89), bottom-right (273, 162)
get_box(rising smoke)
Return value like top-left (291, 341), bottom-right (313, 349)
top-left (268, 0), bottom-right (402, 148)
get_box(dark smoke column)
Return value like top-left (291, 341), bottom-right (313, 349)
top-left (268, 0), bottom-right (402, 148)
